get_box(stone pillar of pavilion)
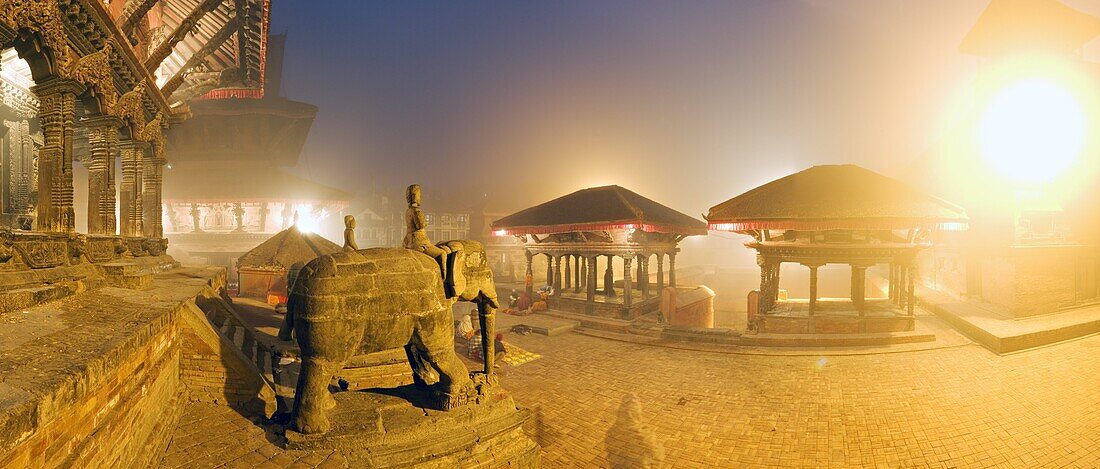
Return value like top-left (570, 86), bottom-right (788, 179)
top-left (545, 253), bottom-right (552, 288)
top-left (119, 139), bottom-right (148, 237)
top-left (563, 254), bottom-right (571, 291)
top-left (32, 78), bottom-right (83, 232)
top-left (574, 256), bottom-right (582, 293)
top-left (190, 203), bottom-right (203, 232)
top-left (552, 254), bottom-right (561, 295)
top-left (640, 254), bottom-right (650, 297)
top-left (850, 264), bottom-right (868, 312)
top-left (805, 263), bottom-right (822, 316)
top-left (586, 255), bottom-right (597, 304)
top-left (84, 115), bottom-right (122, 235)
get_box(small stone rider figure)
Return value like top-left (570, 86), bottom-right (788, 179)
top-left (343, 215), bottom-right (358, 251)
top-left (403, 184), bottom-right (459, 295)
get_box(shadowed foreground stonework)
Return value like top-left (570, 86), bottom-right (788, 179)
top-left (159, 320), bottom-right (1100, 467)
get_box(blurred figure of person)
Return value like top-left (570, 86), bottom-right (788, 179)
top-left (605, 393), bottom-right (665, 469)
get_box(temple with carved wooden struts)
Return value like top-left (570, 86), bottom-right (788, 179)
top-left (0, 0), bottom-right (269, 276)
top-left (707, 165), bottom-right (968, 334)
top-left (491, 185), bottom-right (706, 320)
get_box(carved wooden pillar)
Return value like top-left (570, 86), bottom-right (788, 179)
top-left (258, 202), bottom-right (269, 232)
top-left (757, 255), bottom-right (772, 314)
top-left (623, 256), bottom-right (634, 314)
top-left (142, 155), bottom-right (165, 237)
top-left (807, 263), bottom-right (821, 316)
top-left (668, 252), bottom-right (677, 288)
top-left (552, 254), bottom-right (561, 296)
top-left (544, 253), bottom-right (552, 287)
top-left (32, 78), bottom-right (83, 232)
top-left (574, 255), bottom-right (582, 293)
top-left (232, 202), bottom-right (245, 232)
top-left (119, 139), bottom-right (147, 237)
top-left (564, 254), bottom-right (571, 291)
top-left (83, 115), bottom-right (121, 235)
top-left (603, 254), bottom-right (616, 298)
top-left (640, 254), bottom-right (651, 298)
top-left (907, 264), bottom-right (916, 316)
top-left (524, 249), bottom-right (534, 299)
top-left (190, 203), bottom-right (203, 232)
top-left (851, 264), bottom-right (867, 313)
top-left (656, 253), bottom-right (665, 295)
top-left (586, 255), bottom-right (597, 306)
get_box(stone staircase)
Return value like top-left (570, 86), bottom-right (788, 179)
top-left (193, 293), bottom-right (278, 389)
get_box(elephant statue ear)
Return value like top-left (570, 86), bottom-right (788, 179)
top-left (446, 249), bottom-right (468, 299)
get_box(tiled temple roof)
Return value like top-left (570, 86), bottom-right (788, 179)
top-left (707, 165), bottom-right (968, 232)
top-left (237, 226), bottom-right (341, 270)
top-left (491, 185), bottom-right (707, 236)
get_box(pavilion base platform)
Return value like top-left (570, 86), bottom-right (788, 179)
top-left (0, 265), bottom-right (277, 468)
top-left (549, 289), bottom-right (660, 320)
top-left (755, 298), bottom-right (918, 334)
top-left (920, 289), bottom-right (1100, 354)
top-left (284, 383), bottom-right (540, 468)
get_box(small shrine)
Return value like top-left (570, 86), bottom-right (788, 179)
top-left (236, 225), bottom-right (341, 301)
top-left (707, 165), bottom-right (967, 334)
top-left (491, 185), bottom-right (706, 319)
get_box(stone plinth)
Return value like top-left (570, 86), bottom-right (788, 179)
top-left (285, 383), bottom-right (540, 467)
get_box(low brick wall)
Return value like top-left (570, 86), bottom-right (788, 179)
top-left (0, 266), bottom-right (274, 467)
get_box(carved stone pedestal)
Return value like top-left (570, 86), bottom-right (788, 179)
top-left (284, 380), bottom-right (540, 468)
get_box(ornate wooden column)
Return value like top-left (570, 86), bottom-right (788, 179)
top-left (119, 139), bottom-right (148, 237)
top-left (563, 254), bottom-right (571, 291)
top-left (656, 253), bottom-right (665, 295)
top-left (524, 249), bottom-right (534, 298)
top-left (603, 254), bottom-right (616, 298)
top-left (258, 202), bottom-right (269, 232)
top-left (668, 252), bottom-right (677, 288)
top-left (552, 254), bottom-right (561, 296)
top-left (640, 254), bottom-right (651, 298)
top-left (906, 264), bottom-right (916, 316)
top-left (83, 115), bottom-right (122, 235)
top-left (586, 255), bottom-right (597, 307)
top-left (851, 264), bottom-right (868, 313)
top-left (32, 78), bottom-right (83, 232)
top-left (141, 155), bottom-right (165, 238)
top-left (574, 255), bottom-right (582, 293)
top-left (623, 256), bottom-right (634, 314)
top-left (544, 253), bottom-right (553, 288)
top-left (806, 263), bottom-right (821, 316)
top-left (190, 203), bottom-right (203, 232)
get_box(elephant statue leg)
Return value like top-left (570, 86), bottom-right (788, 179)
top-left (404, 342), bottom-right (438, 388)
top-left (292, 356), bottom-right (342, 434)
top-left (413, 324), bottom-right (473, 410)
top-left (477, 300), bottom-right (496, 376)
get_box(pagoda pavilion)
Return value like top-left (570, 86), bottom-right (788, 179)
top-left (707, 165), bottom-right (967, 334)
top-left (491, 185), bottom-right (706, 319)
top-left (163, 34), bottom-right (350, 275)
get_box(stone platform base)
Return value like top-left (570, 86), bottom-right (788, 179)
top-left (921, 290), bottom-right (1100, 354)
top-left (285, 384), bottom-right (540, 468)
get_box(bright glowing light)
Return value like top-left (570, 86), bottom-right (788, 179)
top-left (976, 79), bottom-right (1086, 184)
top-left (295, 204), bottom-right (319, 233)
top-left (492, 229), bottom-right (509, 237)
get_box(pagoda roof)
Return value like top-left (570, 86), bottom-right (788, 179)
top-left (960, 0), bottom-right (1100, 56)
top-left (163, 166), bottom-right (351, 207)
top-left (237, 226), bottom-right (341, 270)
top-left (706, 165), bottom-right (968, 232)
top-left (491, 185), bottom-right (707, 236)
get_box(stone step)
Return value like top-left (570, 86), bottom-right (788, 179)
top-left (0, 285), bottom-right (74, 315)
top-left (99, 262), bottom-right (141, 276)
top-left (106, 273), bottom-right (153, 290)
top-left (737, 328), bottom-right (936, 347)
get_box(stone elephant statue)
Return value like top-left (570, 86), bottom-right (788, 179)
top-left (279, 240), bottom-right (499, 434)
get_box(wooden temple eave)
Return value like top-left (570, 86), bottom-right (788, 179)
top-left (160, 15), bottom-right (240, 98)
top-left (748, 241), bottom-right (924, 265)
top-left (524, 241), bottom-right (680, 257)
top-left (59, 0), bottom-right (174, 118)
top-left (144, 0), bottom-right (228, 71)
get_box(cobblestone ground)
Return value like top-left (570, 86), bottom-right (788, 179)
top-left (160, 331), bottom-right (1100, 468)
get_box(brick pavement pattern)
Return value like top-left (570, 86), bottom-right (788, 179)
top-left (159, 331), bottom-right (1100, 468)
